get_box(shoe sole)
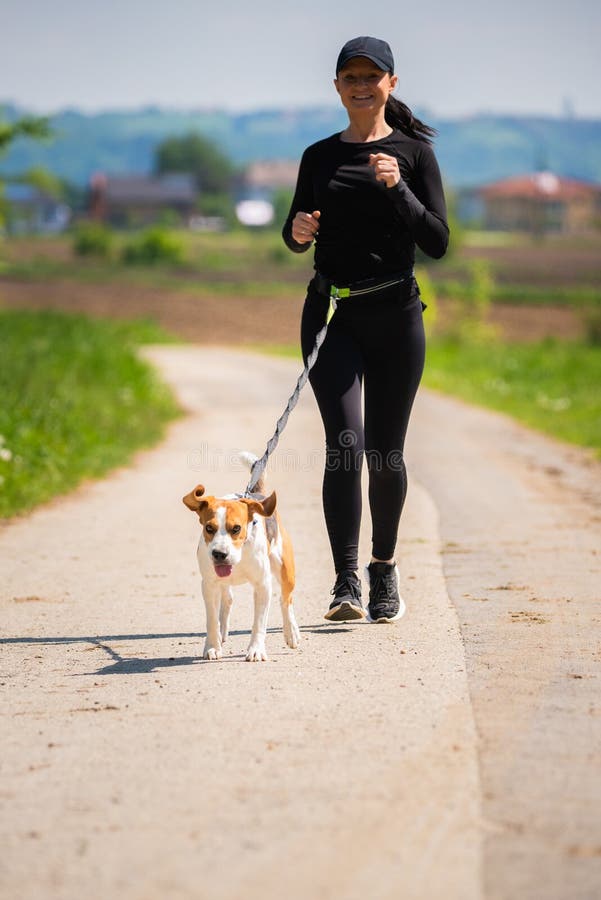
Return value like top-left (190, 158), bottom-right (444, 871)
top-left (366, 602), bottom-right (406, 624)
top-left (324, 600), bottom-right (366, 622)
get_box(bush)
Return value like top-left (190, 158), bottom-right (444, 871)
top-left (582, 299), bottom-right (601, 346)
top-left (72, 221), bottom-right (113, 258)
top-left (445, 259), bottom-right (497, 343)
top-left (122, 227), bottom-right (185, 265)
top-left (268, 240), bottom-right (292, 265)
top-left (197, 192), bottom-right (235, 226)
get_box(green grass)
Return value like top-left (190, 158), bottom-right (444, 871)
top-left (0, 309), bottom-right (181, 517)
top-left (423, 337), bottom-right (601, 455)
top-left (432, 279), bottom-right (600, 307)
top-left (258, 338), bottom-right (601, 457)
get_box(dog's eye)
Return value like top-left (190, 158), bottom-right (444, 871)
top-left (231, 525), bottom-right (242, 535)
top-left (205, 524), bottom-right (216, 534)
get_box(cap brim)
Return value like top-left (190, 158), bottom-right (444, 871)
top-left (336, 52), bottom-right (392, 74)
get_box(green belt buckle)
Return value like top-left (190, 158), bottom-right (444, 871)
top-left (327, 284), bottom-right (349, 324)
top-left (330, 284), bottom-right (350, 300)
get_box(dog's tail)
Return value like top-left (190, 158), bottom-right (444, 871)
top-left (238, 451), bottom-right (266, 494)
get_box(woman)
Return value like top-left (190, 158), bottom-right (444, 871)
top-left (282, 36), bottom-right (448, 623)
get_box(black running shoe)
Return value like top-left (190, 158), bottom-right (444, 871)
top-left (365, 562), bottom-right (406, 623)
top-left (324, 570), bottom-right (365, 622)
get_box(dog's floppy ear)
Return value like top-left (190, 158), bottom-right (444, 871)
top-left (182, 484), bottom-right (208, 512)
top-left (243, 490), bottom-right (277, 519)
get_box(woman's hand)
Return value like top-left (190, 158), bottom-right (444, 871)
top-left (292, 210), bottom-right (321, 244)
top-left (369, 153), bottom-right (400, 188)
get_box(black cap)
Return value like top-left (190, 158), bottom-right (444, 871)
top-left (335, 36), bottom-right (395, 75)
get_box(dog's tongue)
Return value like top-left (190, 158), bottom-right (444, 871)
top-left (214, 564), bottom-right (233, 578)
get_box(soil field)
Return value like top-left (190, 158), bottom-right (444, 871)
top-left (0, 278), bottom-right (585, 344)
top-left (458, 235), bottom-right (601, 287)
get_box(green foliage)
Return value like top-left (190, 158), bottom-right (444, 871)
top-left (445, 259), bottom-right (497, 342)
top-left (267, 241), bottom-right (292, 264)
top-left (122, 227), bottom-right (185, 265)
top-left (155, 131), bottom-right (234, 195)
top-left (196, 191), bottom-right (235, 225)
top-left (581, 298), bottom-right (601, 345)
top-left (0, 113), bottom-right (54, 233)
top-left (14, 165), bottom-right (64, 199)
top-left (155, 208), bottom-right (182, 229)
top-left (0, 114), bottom-right (52, 154)
top-left (271, 187), bottom-right (294, 230)
top-left (72, 221), bottom-right (114, 257)
top-left (0, 310), bottom-right (180, 517)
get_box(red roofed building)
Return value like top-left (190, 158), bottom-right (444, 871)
top-left (479, 172), bottom-right (601, 234)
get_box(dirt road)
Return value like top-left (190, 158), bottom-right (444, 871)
top-left (2, 347), bottom-right (600, 900)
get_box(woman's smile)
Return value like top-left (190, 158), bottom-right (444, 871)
top-left (335, 58), bottom-right (397, 116)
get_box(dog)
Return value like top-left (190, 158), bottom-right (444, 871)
top-left (182, 452), bottom-right (299, 662)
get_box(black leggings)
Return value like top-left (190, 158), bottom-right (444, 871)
top-left (300, 276), bottom-right (426, 573)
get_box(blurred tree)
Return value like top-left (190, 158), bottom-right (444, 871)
top-left (0, 114), bottom-right (52, 154)
top-left (16, 165), bottom-right (64, 199)
top-left (154, 132), bottom-right (234, 195)
top-left (195, 191), bottom-right (236, 227)
top-left (271, 187), bottom-right (294, 230)
top-left (0, 113), bottom-right (53, 232)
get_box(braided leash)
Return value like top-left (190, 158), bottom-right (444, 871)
top-left (244, 295), bottom-right (338, 496)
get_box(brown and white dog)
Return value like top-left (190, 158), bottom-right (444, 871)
top-left (182, 452), bottom-right (299, 662)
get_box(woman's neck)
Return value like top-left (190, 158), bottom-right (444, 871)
top-left (340, 113), bottom-right (392, 143)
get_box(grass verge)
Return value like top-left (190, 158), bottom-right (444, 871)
top-left (257, 338), bottom-right (601, 457)
top-left (0, 309), bottom-right (181, 517)
top-left (424, 337), bottom-right (601, 456)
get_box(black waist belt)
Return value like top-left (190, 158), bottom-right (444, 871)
top-left (312, 269), bottom-right (415, 300)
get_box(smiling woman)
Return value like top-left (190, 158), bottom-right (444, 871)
top-left (282, 35), bottom-right (449, 624)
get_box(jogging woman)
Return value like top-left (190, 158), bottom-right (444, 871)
top-left (283, 36), bottom-right (449, 623)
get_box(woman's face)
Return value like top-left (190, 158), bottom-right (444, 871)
top-left (334, 57), bottom-right (398, 114)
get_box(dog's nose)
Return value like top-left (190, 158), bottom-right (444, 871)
top-left (212, 549), bottom-right (228, 562)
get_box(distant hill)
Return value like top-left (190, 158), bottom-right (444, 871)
top-left (1, 102), bottom-right (600, 189)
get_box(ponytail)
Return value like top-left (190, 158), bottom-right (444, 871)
top-left (385, 95), bottom-right (437, 144)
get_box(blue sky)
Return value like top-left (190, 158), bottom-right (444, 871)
top-left (2, 0), bottom-right (600, 118)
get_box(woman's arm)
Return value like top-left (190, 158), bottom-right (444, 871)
top-left (282, 149), bottom-right (317, 253)
top-left (379, 144), bottom-right (449, 259)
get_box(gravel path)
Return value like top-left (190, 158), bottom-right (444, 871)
top-left (1, 346), bottom-right (600, 900)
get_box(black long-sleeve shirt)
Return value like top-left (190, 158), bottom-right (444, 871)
top-left (282, 128), bottom-right (449, 283)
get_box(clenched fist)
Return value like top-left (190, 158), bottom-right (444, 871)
top-left (369, 153), bottom-right (400, 189)
top-left (292, 210), bottom-right (321, 244)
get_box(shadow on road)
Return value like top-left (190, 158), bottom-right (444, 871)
top-left (2, 622), bottom-right (358, 675)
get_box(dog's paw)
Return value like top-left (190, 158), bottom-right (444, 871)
top-left (203, 645), bottom-right (222, 661)
top-left (284, 621), bottom-right (300, 649)
top-left (245, 644), bottom-right (268, 662)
